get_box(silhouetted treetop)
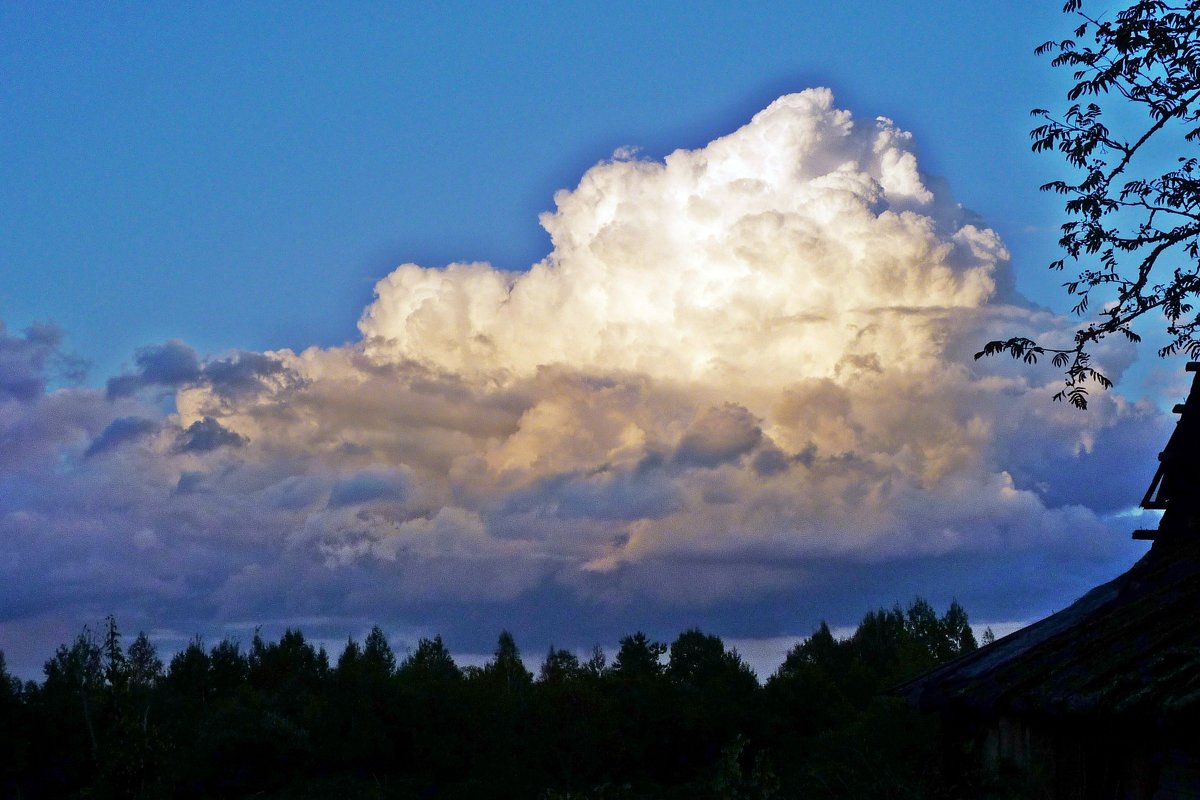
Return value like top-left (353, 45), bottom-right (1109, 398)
top-left (612, 631), bottom-right (667, 680)
top-left (538, 646), bottom-right (582, 684)
top-left (482, 629), bottom-right (533, 691)
top-left (399, 634), bottom-right (460, 683)
top-left (3, 602), bottom-right (979, 798)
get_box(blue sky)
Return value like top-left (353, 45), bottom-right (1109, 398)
top-left (4, 1), bottom-right (1071, 378)
top-left (0, 2), bottom-right (1176, 678)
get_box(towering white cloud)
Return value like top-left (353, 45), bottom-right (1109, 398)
top-left (0, 90), bottom-right (1166, 673)
top-left (359, 89), bottom-right (1004, 388)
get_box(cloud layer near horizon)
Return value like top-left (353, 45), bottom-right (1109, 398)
top-left (0, 90), bottom-right (1166, 671)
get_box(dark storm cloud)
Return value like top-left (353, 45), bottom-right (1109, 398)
top-left (1002, 405), bottom-right (1170, 513)
top-left (673, 404), bottom-right (763, 468)
top-left (750, 446), bottom-right (788, 476)
top-left (174, 471), bottom-right (208, 494)
top-left (327, 468), bottom-right (410, 508)
top-left (0, 322), bottom-right (65, 402)
top-left (106, 340), bottom-right (202, 398)
top-left (84, 416), bottom-right (159, 458)
top-left (176, 416), bottom-right (247, 453)
top-left (202, 351), bottom-right (293, 399)
top-left (106, 342), bottom-right (294, 400)
top-left (554, 467), bottom-right (682, 521)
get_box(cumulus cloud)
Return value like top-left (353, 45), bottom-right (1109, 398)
top-left (359, 91), bottom-right (1005, 388)
top-left (0, 89), bottom-right (1169, 675)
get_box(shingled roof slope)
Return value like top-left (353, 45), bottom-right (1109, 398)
top-left (900, 537), bottom-right (1200, 722)
top-left (903, 363), bottom-right (1200, 723)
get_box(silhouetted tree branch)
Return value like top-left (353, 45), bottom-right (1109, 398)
top-left (978, 0), bottom-right (1200, 408)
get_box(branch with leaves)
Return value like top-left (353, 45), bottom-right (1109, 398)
top-left (978, 0), bottom-right (1200, 408)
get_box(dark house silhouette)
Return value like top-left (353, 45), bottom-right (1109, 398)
top-left (902, 363), bottom-right (1200, 799)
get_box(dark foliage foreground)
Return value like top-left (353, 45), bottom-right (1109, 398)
top-left (0, 599), bottom-right (988, 799)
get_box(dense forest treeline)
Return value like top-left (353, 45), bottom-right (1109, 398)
top-left (0, 599), bottom-right (995, 799)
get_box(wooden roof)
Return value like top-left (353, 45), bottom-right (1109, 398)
top-left (1135, 362), bottom-right (1200, 540)
top-left (901, 363), bottom-right (1200, 723)
top-left (900, 538), bottom-right (1200, 722)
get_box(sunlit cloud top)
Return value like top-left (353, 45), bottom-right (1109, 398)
top-left (360, 90), bottom-right (1007, 386)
